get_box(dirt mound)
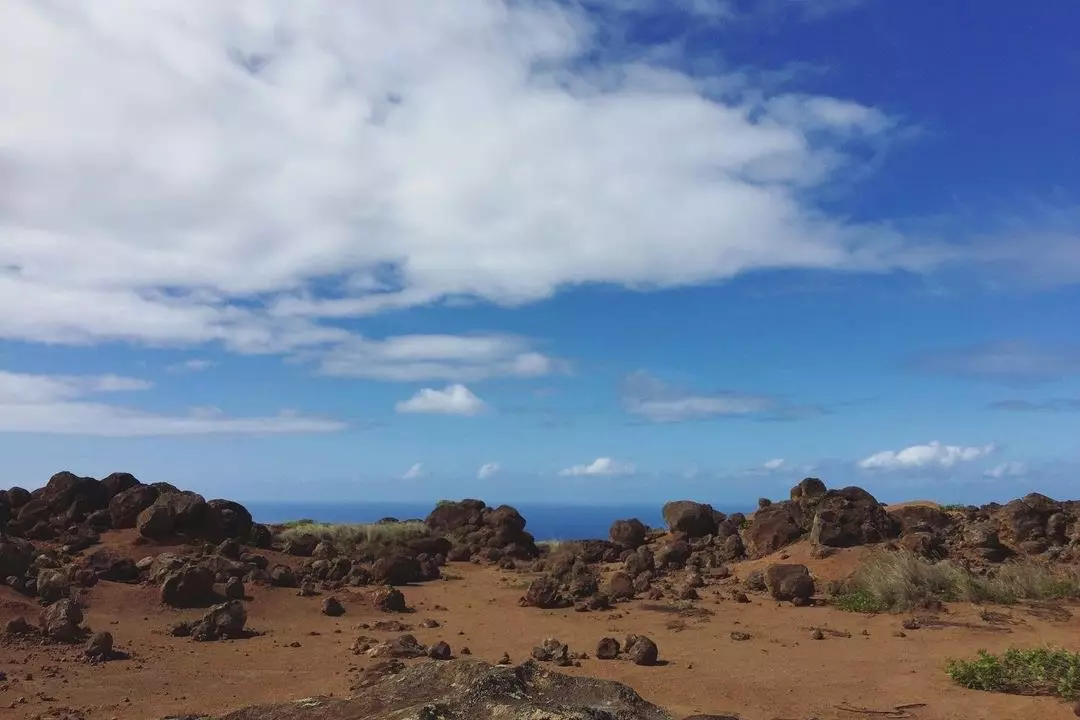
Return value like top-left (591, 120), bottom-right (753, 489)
top-left (207, 659), bottom-right (673, 720)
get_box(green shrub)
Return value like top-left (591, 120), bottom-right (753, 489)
top-left (946, 647), bottom-right (1080, 700)
top-left (832, 550), bottom-right (1080, 612)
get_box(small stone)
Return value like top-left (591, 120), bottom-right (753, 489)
top-left (810, 628), bottom-right (825, 640)
top-left (322, 596), bottom-right (346, 617)
top-left (731, 591), bottom-right (750, 604)
top-left (497, 652), bottom-right (511, 665)
top-left (596, 637), bottom-right (620, 660)
top-left (419, 619), bottom-right (440, 628)
top-left (901, 618), bottom-right (920, 630)
top-left (85, 631), bottom-right (114, 660)
top-left (428, 641), bottom-right (452, 660)
top-left (460, 647), bottom-right (471, 655)
top-left (729, 631), bottom-right (751, 641)
top-left (893, 631), bottom-right (907, 638)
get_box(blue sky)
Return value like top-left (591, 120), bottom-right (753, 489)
top-left (0, 0), bottom-right (1077, 505)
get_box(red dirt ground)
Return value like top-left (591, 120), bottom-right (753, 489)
top-left (2, 533), bottom-right (1079, 720)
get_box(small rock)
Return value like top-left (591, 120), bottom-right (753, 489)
top-left (321, 597), bottom-right (345, 617)
top-left (460, 646), bottom-right (472, 655)
top-left (224, 577), bottom-right (245, 600)
top-left (372, 587), bottom-right (408, 613)
top-left (596, 637), bottom-right (620, 660)
top-left (497, 652), bottom-right (511, 665)
top-left (730, 590), bottom-right (750, 604)
top-left (84, 631), bottom-right (114, 660)
top-left (419, 618), bottom-right (440, 628)
top-left (901, 618), bottom-right (920, 630)
top-left (729, 631), bottom-right (751, 641)
top-left (428, 641), bottom-right (452, 660)
top-left (810, 628), bottom-right (825, 640)
top-left (893, 631), bottom-right (907, 638)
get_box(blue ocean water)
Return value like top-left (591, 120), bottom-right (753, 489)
top-left (240, 502), bottom-right (743, 541)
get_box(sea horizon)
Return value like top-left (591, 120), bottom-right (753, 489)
top-left (241, 500), bottom-right (755, 542)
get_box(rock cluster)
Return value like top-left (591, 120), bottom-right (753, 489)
top-left (424, 499), bottom-right (540, 562)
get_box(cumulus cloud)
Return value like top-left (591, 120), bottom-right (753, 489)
top-left (984, 461), bottom-right (1026, 479)
top-left (858, 441), bottom-right (996, 471)
top-left (621, 371), bottom-right (823, 423)
top-left (478, 462), bottom-right (501, 479)
top-left (0, 0), bottom-right (935, 364)
top-left (559, 457), bottom-right (636, 477)
top-left (395, 384), bottom-right (488, 416)
top-left (0, 369), bottom-right (343, 436)
top-left (402, 463), bottom-right (425, 480)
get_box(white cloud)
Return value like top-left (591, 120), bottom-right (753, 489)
top-left (318, 334), bottom-right (559, 381)
top-left (621, 371), bottom-right (820, 422)
top-left (395, 383), bottom-right (488, 416)
top-left (167, 359), bottom-right (216, 373)
top-left (763, 458), bottom-right (786, 470)
top-left (478, 461), bottom-right (501, 479)
top-left (984, 461), bottom-right (1026, 479)
top-left (559, 457), bottom-right (636, 477)
top-left (0, 369), bottom-right (344, 436)
top-left (402, 463), bottom-right (425, 480)
top-left (0, 1), bottom-right (932, 362)
top-left (858, 441), bottom-right (997, 471)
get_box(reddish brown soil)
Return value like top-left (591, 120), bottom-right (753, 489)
top-left (2, 534), bottom-right (1079, 720)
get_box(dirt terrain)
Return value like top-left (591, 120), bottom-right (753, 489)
top-left (3, 533), bottom-right (1079, 720)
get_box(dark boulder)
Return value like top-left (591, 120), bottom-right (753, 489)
top-left (110, 485), bottom-right (159, 529)
top-left (764, 563), bottom-right (815, 603)
top-left (85, 549), bottom-right (140, 583)
top-left (998, 493), bottom-right (1061, 546)
top-left (101, 472), bottom-right (140, 499)
top-left (36, 569), bottom-right (70, 604)
top-left (596, 637), bottom-right (620, 660)
top-left (204, 499), bottom-right (254, 542)
top-left (429, 641), bottom-right (453, 660)
top-left (160, 565), bottom-right (216, 607)
top-left (609, 518), bottom-right (648, 549)
top-left (191, 600), bottom-right (248, 641)
top-left (6, 486), bottom-right (31, 509)
top-left (41, 471), bottom-right (108, 518)
top-left (372, 554), bottom-right (422, 585)
top-left (888, 505), bottom-right (955, 536)
top-left (248, 523), bottom-right (273, 549)
top-left (269, 565), bottom-right (298, 588)
top-left (0, 538), bottom-right (33, 578)
top-left (742, 502), bottom-right (804, 557)
top-left (84, 630), bottom-right (114, 660)
top-left (624, 634), bottom-right (659, 666)
top-left (809, 487), bottom-right (897, 548)
top-left (790, 477), bottom-right (827, 505)
top-left (371, 587), bottom-right (408, 613)
top-left (606, 571), bottom-right (635, 600)
top-left (654, 540), bottom-right (691, 569)
top-left (662, 501), bottom-right (718, 538)
top-left (40, 598), bottom-right (84, 641)
top-left (520, 576), bottom-right (568, 609)
top-left (322, 596), bottom-right (346, 617)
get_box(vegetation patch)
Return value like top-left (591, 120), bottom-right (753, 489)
top-left (277, 520), bottom-right (434, 548)
top-left (946, 647), bottom-right (1080, 701)
top-left (831, 550), bottom-right (1080, 612)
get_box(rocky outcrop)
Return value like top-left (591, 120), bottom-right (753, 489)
top-left (425, 500), bottom-right (540, 561)
top-left (210, 659), bottom-right (672, 720)
top-left (110, 485), bottom-right (159, 529)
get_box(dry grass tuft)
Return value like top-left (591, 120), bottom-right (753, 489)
top-left (832, 550), bottom-right (1080, 612)
top-left (277, 520), bottom-right (433, 548)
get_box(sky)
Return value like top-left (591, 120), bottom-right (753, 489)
top-left (0, 0), bottom-right (1078, 506)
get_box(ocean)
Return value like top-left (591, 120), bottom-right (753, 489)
top-left (240, 501), bottom-right (747, 542)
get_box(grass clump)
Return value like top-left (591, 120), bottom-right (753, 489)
top-left (831, 550), bottom-right (1080, 612)
top-left (946, 647), bottom-right (1080, 700)
top-left (278, 520), bottom-right (433, 548)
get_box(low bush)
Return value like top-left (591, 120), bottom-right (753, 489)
top-left (946, 647), bottom-right (1080, 700)
top-left (277, 520), bottom-right (433, 548)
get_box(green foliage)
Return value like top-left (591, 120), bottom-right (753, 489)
top-left (831, 550), bottom-right (1080, 612)
top-left (946, 647), bottom-right (1080, 700)
top-left (277, 520), bottom-right (433, 548)
top-left (941, 504), bottom-right (968, 512)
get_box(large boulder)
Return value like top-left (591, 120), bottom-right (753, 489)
top-left (808, 487), bottom-right (897, 548)
top-left (191, 600), bottom-right (248, 641)
top-left (100, 472), bottom-right (140, 499)
top-left (160, 565), bottom-right (216, 608)
top-left (742, 502), bottom-right (804, 557)
top-left (764, 563), bottom-right (815, 603)
top-left (6, 486), bottom-right (31, 509)
top-left (0, 537), bottom-right (34, 578)
top-left (210, 659), bottom-right (671, 720)
top-left (137, 491), bottom-right (208, 540)
top-left (40, 598), bottom-right (85, 641)
top-left (110, 485), bottom-right (159, 529)
top-left (662, 501), bottom-right (718, 538)
top-left (204, 499), bottom-right (254, 542)
top-left (609, 518), bottom-right (648, 549)
top-left (371, 554), bottom-right (422, 585)
top-left (520, 576), bottom-right (568, 609)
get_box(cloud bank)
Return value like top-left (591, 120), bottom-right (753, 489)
top-left (858, 441), bottom-right (996, 471)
